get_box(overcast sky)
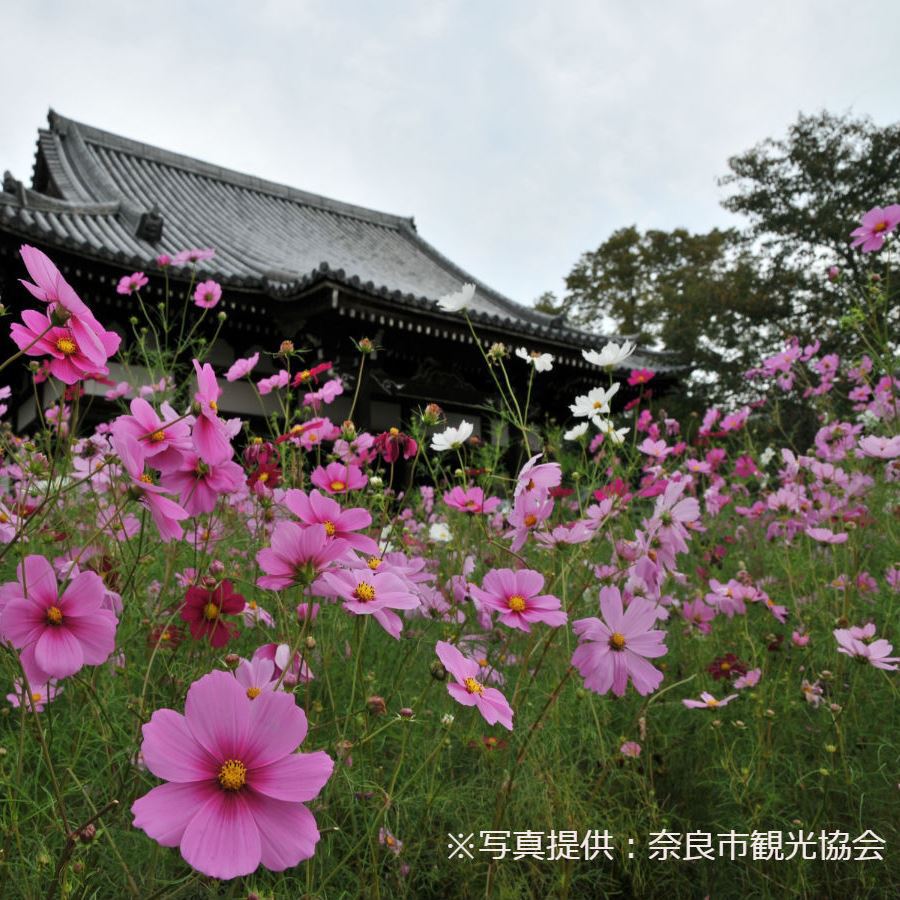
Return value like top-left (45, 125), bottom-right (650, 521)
top-left (2, 1), bottom-right (897, 305)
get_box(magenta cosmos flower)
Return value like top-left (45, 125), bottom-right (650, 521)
top-left (256, 522), bottom-right (349, 590)
top-left (225, 352), bottom-right (260, 382)
top-left (469, 568), bottom-right (566, 633)
top-left (0, 555), bottom-right (118, 683)
top-left (192, 359), bottom-right (233, 466)
top-left (310, 462), bottom-right (367, 495)
top-left (193, 279), bottom-right (222, 309)
top-left (284, 488), bottom-right (379, 555)
top-left (132, 669), bottom-right (333, 879)
top-left (117, 272), bottom-right (149, 295)
top-left (435, 641), bottom-right (513, 730)
top-left (850, 205), bottom-right (900, 253)
top-left (443, 485), bottom-right (501, 514)
top-left (571, 587), bottom-right (666, 697)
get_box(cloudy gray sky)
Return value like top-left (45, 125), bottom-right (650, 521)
top-left (3, 1), bottom-right (897, 305)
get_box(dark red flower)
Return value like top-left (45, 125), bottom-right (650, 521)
top-left (707, 653), bottom-right (748, 681)
top-left (180, 580), bottom-right (245, 647)
top-left (148, 623), bottom-right (184, 650)
top-left (373, 428), bottom-right (418, 464)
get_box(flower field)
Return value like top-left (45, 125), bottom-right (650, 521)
top-left (0, 210), bottom-right (897, 900)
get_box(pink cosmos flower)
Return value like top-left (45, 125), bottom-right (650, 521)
top-left (435, 641), bottom-right (513, 730)
top-left (192, 360), bottom-right (233, 465)
top-left (242, 599), bottom-right (275, 628)
top-left (117, 272), bottom-right (149, 295)
top-left (256, 522), bottom-right (349, 590)
top-left (683, 691), bottom-right (738, 709)
top-left (310, 462), bottom-right (367, 495)
top-left (252, 643), bottom-right (313, 685)
top-left (572, 587), bottom-right (666, 697)
top-left (131, 669), bottom-right (333, 879)
top-left (469, 568), bottom-right (566, 633)
top-left (18, 245), bottom-right (121, 366)
top-left (850, 205), bottom-right (900, 252)
top-left (172, 247), bottom-right (216, 265)
top-left (225, 353), bottom-right (260, 382)
top-left (805, 526), bottom-right (848, 544)
top-left (680, 599), bottom-right (716, 634)
top-left (0, 555), bottom-right (118, 683)
top-left (834, 628), bottom-right (899, 670)
top-left (320, 568), bottom-right (420, 639)
top-left (10, 310), bottom-right (114, 384)
top-left (7, 678), bottom-right (62, 712)
top-left (858, 435), bottom-right (900, 459)
top-left (443, 486), bottom-right (501, 514)
top-left (193, 280), bottom-right (222, 309)
top-left (514, 453), bottom-right (562, 498)
top-left (257, 370), bottom-right (290, 395)
top-left (619, 741), bottom-right (642, 758)
top-left (284, 489), bottom-right (378, 555)
top-left (112, 435), bottom-right (189, 542)
top-left (111, 398), bottom-right (191, 467)
top-left (733, 668), bottom-right (761, 690)
top-left (157, 452), bottom-right (245, 517)
top-left (235, 657), bottom-right (279, 698)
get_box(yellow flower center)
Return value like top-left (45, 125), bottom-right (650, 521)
top-left (55, 337), bottom-right (77, 356)
top-left (592, 400), bottom-right (603, 409)
top-left (31, 692), bottom-right (43, 703)
top-left (257, 471), bottom-right (269, 483)
top-left (389, 427), bottom-right (400, 436)
top-left (323, 520), bottom-right (336, 537)
top-left (507, 594), bottom-right (527, 612)
top-left (353, 582), bottom-right (376, 603)
top-left (0, 512), bottom-right (8, 523)
top-left (524, 514), bottom-right (537, 527)
top-left (367, 556), bottom-right (382, 570)
top-left (385, 834), bottom-right (396, 846)
top-left (874, 220), bottom-right (888, 233)
top-left (330, 480), bottom-right (346, 492)
top-left (149, 430), bottom-right (166, 443)
top-left (464, 677), bottom-right (484, 695)
top-left (208, 400), bottom-right (218, 412)
top-left (720, 661), bottom-right (731, 671)
top-left (246, 686), bottom-right (261, 699)
top-left (46, 606), bottom-right (64, 626)
top-left (307, 432), bottom-right (318, 443)
top-left (477, 657), bottom-right (489, 667)
top-left (706, 698), bottom-right (719, 708)
top-left (298, 369), bottom-right (311, 382)
top-left (248, 600), bottom-right (257, 610)
top-left (609, 632), bottom-right (626, 651)
top-left (203, 602), bottom-right (220, 621)
top-left (485, 737), bottom-right (499, 748)
top-left (139, 473), bottom-right (154, 484)
top-left (217, 759), bottom-right (247, 791)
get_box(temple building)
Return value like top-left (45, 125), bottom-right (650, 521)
top-left (0, 111), bottom-right (678, 434)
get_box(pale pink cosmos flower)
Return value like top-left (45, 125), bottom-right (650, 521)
top-left (469, 568), bottom-right (566, 633)
top-left (117, 272), bottom-right (149, 295)
top-left (7, 678), bottom-right (62, 712)
top-left (241, 599), bottom-right (275, 628)
top-left (234, 656), bottom-right (279, 698)
top-left (131, 669), bottom-right (333, 879)
top-left (734, 668), bottom-right (761, 690)
top-left (435, 640), bottom-right (513, 730)
top-left (320, 568), bottom-right (420, 639)
top-left (257, 370), bottom-right (290, 395)
top-left (572, 587), bottom-right (666, 697)
top-left (193, 280), bottom-right (222, 309)
top-left (0, 555), bottom-right (118, 683)
top-left (805, 526), bottom-right (848, 544)
top-left (226, 353), bottom-right (260, 382)
top-left (172, 247), bottom-right (216, 265)
top-left (111, 398), bottom-right (191, 467)
top-left (619, 741), bottom-right (642, 758)
top-left (858, 435), bottom-right (900, 459)
top-left (683, 691), bottom-right (738, 709)
top-left (284, 489), bottom-right (378, 555)
top-left (253, 643), bottom-right (314, 685)
top-left (850, 205), bottom-right (900, 252)
top-left (834, 627), bottom-right (899, 670)
top-left (680, 599), bottom-right (716, 634)
top-left (514, 454), bottom-right (562, 498)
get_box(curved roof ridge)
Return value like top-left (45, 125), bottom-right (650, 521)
top-left (45, 109), bottom-right (416, 231)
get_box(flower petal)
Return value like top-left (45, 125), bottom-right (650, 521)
top-left (141, 709), bottom-right (218, 783)
top-left (132, 781), bottom-right (213, 848)
top-left (180, 791), bottom-right (262, 880)
top-left (250, 750), bottom-right (333, 802)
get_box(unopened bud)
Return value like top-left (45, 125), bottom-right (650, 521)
top-left (50, 305), bottom-right (71, 327)
top-left (357, 337), bottom-right (375, 354)
top-left (223, 654), bottom-right (240, 670)
top-left (305, 635), bottom-right (316, 650)
top-left (421, 402), bottom-right (444, 426)
top-left (399, 707), bottom-right (414, 719)
top-left (367, 695), bottom-right (387, 716)
top-left (78, 824), bottom-right (97, 842)
top-left (208, 560), bottom-right (225, 576)
top-left (279, 340), bottom-right (295, 355)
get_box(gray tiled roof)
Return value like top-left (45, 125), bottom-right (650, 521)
top-left (0, 110), bottom-right (680, 369)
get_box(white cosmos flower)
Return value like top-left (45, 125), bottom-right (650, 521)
top-left (564, 422), bottom-right (589, 441)
top-left (429, 522), bottom-right (453, 542)
top-left (431, 420), bottom-right (474, 452)
top-left (569, 383), bottom-right (620, 420)
top-left (436, 283), bottom-right (476, 312)
top-left (515, 347), bottom-right (554, 372)
top-left (595, 418), bottom-right (630, 445)
top-left (582, 340), bottom-right (636, 369)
